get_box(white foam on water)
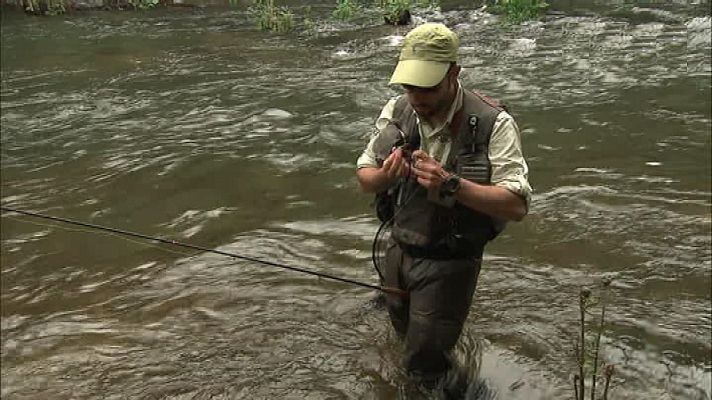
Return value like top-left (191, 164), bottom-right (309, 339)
top-left (687, 16), bottom-right (712, 49)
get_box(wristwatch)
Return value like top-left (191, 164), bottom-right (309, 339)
top-left (440, 174), bottom-right (462, 197)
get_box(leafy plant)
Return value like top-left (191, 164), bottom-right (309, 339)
top-left (377, 0), bottom-right (411, 25)
top-left (491, 0), bottom-right (548, 24)
top-left (23, 0), bottom-right (66, 15)
top-left (250, 0), bottom-right (294, 33)
top-left (332, 0), bottom-right (358, 21)
top-left (302, 6), bottom-right (318, 34)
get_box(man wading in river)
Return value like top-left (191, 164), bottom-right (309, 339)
top-left (356, 23), bottom-right (532, 386)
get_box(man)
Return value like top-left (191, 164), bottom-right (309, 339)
top-left (356, 23), bottom-right (531, 382)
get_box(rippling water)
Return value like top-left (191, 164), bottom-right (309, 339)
top-left (1, 1), bottom-right (710, 399)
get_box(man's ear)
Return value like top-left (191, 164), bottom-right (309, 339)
top-left (448, 65), bottom-right (461, 87)
top-left (450, 64), bottom-right (461, 79)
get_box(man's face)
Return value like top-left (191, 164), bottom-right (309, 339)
top-left (401, 66), bottom-right (457, 121)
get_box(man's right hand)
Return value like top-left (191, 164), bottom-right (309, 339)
top-left (381, 148), bottom-right (410, 181)
top-left (356, 148), bottom-right (411, 194)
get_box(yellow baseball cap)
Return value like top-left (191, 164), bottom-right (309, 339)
top-left (389, 23), bottom-right (459, 88)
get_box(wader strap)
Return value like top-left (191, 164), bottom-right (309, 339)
top-left (444, 107), bottom-right (468, 171)
top-left (393, 96), bottom-right (420, 149)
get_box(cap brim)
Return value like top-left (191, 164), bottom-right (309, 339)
top-left (388, 60), bottom-right (450, 87)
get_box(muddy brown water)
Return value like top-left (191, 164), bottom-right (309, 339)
top-left (1, 1), bottom-right (710, 399)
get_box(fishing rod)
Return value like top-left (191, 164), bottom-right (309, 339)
top-left (0, 206), bottom-right (408, 299)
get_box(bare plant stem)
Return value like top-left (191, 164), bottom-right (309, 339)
top-left (603, 364), bottom-right (614, 400)
top-left (574, 374), bottom-right (581, 400)
top-left (591, 284), bottom-right (609, 399)
top-left (578, 290), bottom-right (588, 400)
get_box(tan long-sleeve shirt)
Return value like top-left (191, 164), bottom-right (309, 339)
top-left (357, 84), bottom-right (532, 207)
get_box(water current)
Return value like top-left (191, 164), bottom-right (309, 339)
top-left (1, 1), bottom-right (711, 398)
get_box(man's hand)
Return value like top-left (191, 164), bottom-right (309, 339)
top-left (381, 148), bottom-right (411, 181)
top-left (356, 148), bottom-right (411, 194)
top-left (411, 150), bottom-right (449, 190)
top-left (408, 150), bottom-right (528, 221)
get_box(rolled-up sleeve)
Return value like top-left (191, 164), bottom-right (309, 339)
top-left (489, 111), bottom-right (532, 208)
top-left (356, 98), bottom-right (398, 169)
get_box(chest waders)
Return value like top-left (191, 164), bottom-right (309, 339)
top-left (376, 90), bottom-right (508, 260)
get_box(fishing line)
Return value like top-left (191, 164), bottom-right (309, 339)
top-left (3, 215), bottom-right (196, 257)
top-left (370, 155), bottom-right (420, 281)
top-left (0, 206), bottom-right (408, 298)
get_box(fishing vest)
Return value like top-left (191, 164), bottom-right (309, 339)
top-left (385, 90), bottom-right (508, 259)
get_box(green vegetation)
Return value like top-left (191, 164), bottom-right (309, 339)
top-left (573, 279), bottom-right (616, 400)
top-left (378, 0), bottom-right (410, 25)
top-left (250, 0), bottom-right (295, 32)
top-left (250, 0), bottom-right (440, 31)
top-left (375, 0), bottom-right (438, 25)
top-left (329, 0), bottom-right (438, 25)
top-left (21, 0), bottom-right (162, 14)
top-left (22, 0), bottom-right (65, 15)
top-left (332, 0), bottom-right (358, 21)
top-left (302, 5), bottom-right (317, 33)
top-left (13, 0), bottom-right (440, 29)
top-left (491, 0), bottom-right (548, 24)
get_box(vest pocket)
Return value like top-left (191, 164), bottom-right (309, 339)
top-left (392, 187), bottom-right (452, 248)
top-left (456, 154), bottom-right (490, 184)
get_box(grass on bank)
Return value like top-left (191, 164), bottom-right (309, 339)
top-left (22, 0), bottom-right (65, 14)
top-left (21, 0), bottom-right (161, 14)
top-left (333, 0), bottom-right (358, 21)
top-left (332, 0), bottom-right (437, 25)
top-left (253, 0), bottom-right (437, 33)
top-left (249, 0), bottom-right (294, 32)
top-left (14, 0), bottom-right (547, 29)
top-left (490, 0), bottom-right (548, 24)
top-left (246, 0), bottom-right (548, 31)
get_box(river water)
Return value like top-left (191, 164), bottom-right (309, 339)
top-left (1, 1), bottom-right (710, 399)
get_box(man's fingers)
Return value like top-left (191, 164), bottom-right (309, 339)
top-left (413, 167), bottom-right (442, 189)
top-left (393, 162), bottom-right (403, 178)
top-left (416, 176), bottom-right (432, 189)
top-left (403, 163), bottom-right (413, 177)
top-left (411, 149), bottom-right (427, 160)
top-left (412, 168), bottom-right (429, 182)
top-left (415, 160), bottom-right (434, 174)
